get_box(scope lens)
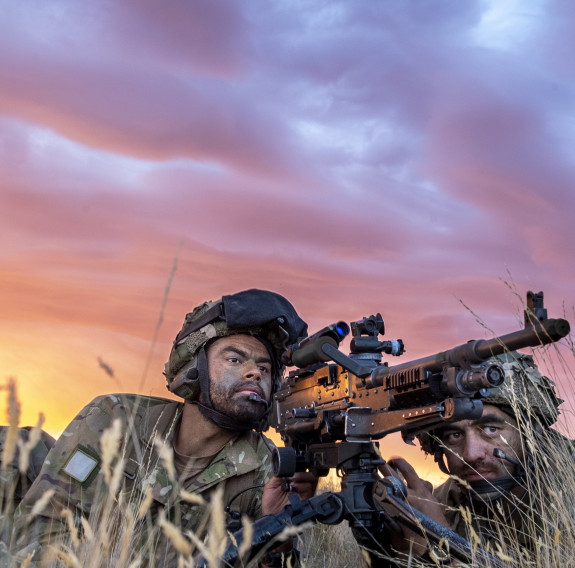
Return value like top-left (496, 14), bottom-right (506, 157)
top-left (335, 322), bottom-right (350, 338)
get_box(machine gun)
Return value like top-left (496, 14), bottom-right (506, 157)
top-left (199, 291), bottom-right (570, 567)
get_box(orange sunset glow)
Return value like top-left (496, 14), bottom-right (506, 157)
top-left (1, 1), bottom-right (575, 485)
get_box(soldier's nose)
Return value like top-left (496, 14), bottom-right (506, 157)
top-left (462, 432), bottom-right (488, 463)
top-left (243, 362), bottom-right (261, 381)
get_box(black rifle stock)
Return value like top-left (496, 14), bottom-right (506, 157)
top-left (199, 291), bottom-right (570, 567)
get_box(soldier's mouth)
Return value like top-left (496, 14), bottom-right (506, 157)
top-left (459, 468), bottom-right (497, 481)
top-left (234, 384), bottom-right (266, 400)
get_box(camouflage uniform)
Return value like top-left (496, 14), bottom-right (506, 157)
top-left (0, 427), bottom-right (55, 543)
top-left (12, 394), bottom-right (274, 566)
top-left (12, 289), bottom-right (308, 567)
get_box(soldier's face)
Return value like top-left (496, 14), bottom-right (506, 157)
top-left (207, 335), bottom-right (273, 426)
top-left (439, 404), bottom-right (523, 481)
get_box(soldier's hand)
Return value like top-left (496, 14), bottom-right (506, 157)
top-left (381, 457), bottom-right (450, 557)
top-left (261, 472), bottom-right (318, 516)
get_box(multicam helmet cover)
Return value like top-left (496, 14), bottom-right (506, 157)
top-left (164, 300), bottom-right (231, 398)
top-left (480, 351), bottom-right (562, 426)
top-left (164, 289), bottom-right (308, 401)
top-left (418, 351), bottom-right (563, 456)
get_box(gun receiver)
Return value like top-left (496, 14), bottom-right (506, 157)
top-left (271, 291), bottom-right (570, 475)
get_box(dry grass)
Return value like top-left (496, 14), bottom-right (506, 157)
top-left (2, 295), bottom-right (575, 567)
top-left (297, 474), bottom-right (365, 568)
top-left (3, 368), bottom-right (575, 567)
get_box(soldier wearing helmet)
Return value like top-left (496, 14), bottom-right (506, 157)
top-left (380, 351), bottom-right (571, 565)
top-left (12, 289), bottom-right (314, 567)
top-left (164, 289), bottom-right (302, 432)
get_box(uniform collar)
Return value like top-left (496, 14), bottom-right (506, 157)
top-left (124, 401), bottom-right (264, 505)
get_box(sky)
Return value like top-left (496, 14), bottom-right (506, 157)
top-left (1, 0), bottom-right (574, 485)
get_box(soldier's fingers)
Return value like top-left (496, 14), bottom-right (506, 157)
top-left (386, 457), bottom-right (421, 487)
top-left (378, 462), bottom-right (399, 478)
top-left (266, 476), bottom-right (284, 489)
top-left (290, 472), bottom-right (316, 483)
top-left (288, 472), bottom-right (318, 497)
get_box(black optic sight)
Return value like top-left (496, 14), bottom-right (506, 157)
top-left (282, 321), bottom-right (350, 368)
top-left (350, 313), bottom-right (405, 358)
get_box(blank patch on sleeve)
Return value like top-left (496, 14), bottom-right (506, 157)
top-left (62, 447), bottom-right (100, 484)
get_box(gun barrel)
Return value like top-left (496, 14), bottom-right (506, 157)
top-left (471, 317), bottom-right (570, 359)
top-left (370, 318), bottom-right (570, 388)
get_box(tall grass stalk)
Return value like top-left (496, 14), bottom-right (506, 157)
top-left (2, 290), bottom-right (574, 567)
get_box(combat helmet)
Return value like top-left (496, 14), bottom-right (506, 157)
top-left (164, 289), bottom-right (307, 431)
top-left (418, 351), bottom-right (563, 472)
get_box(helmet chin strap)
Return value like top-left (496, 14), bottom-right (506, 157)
top-left (195, 402), bottom-right (258, 432)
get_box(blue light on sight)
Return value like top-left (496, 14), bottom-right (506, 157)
top-left (334, 322), bottom-right (350, 339)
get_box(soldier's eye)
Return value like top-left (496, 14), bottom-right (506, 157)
top-left (443, 431), bottom-right (462, 444)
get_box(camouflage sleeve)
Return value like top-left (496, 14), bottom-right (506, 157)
top-left (251, 434), bottom-right (275, 520)
top-left (0, 427), bottom-right (55, 546)
top-left (11, 394), bottom-right (132, 561)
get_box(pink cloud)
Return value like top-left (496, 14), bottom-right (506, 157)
top-left (0, 0), bottom-right (574, 444)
